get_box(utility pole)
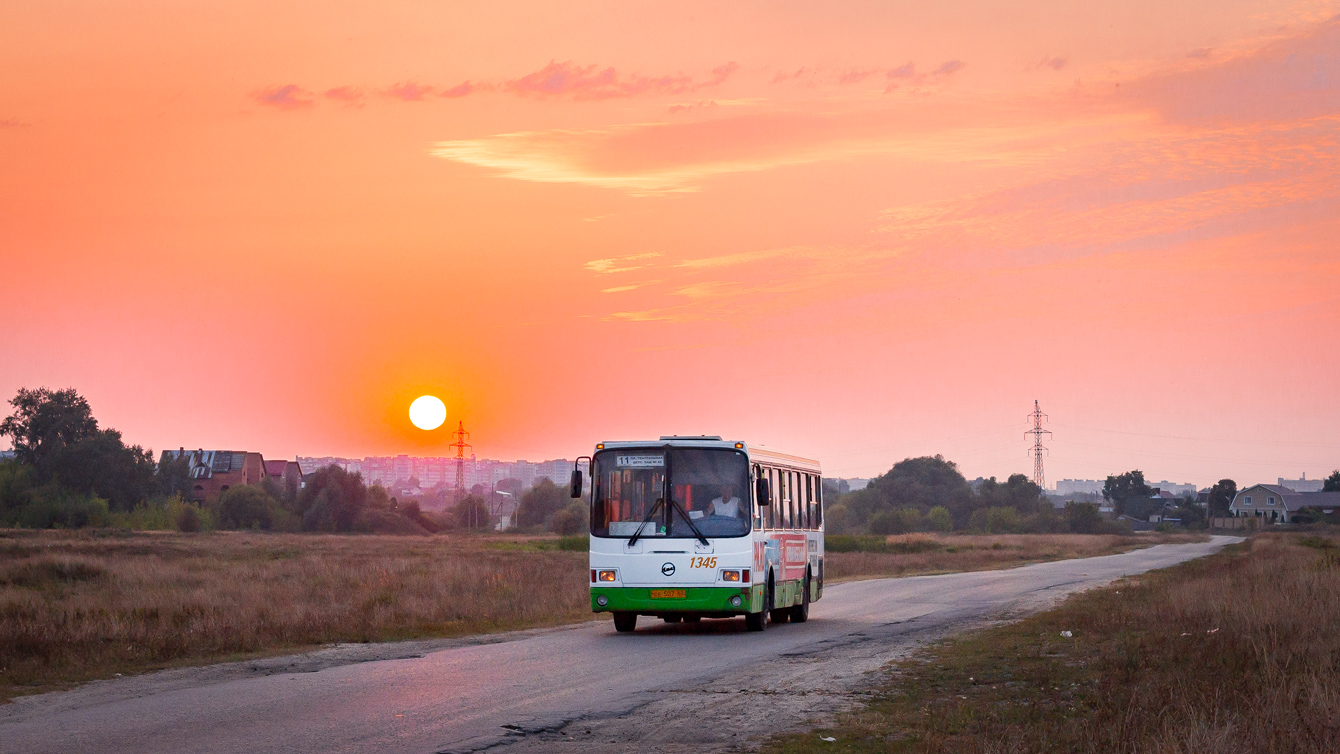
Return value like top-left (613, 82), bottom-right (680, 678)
top-left (448, 421), bottom-right (472, 521)
top-left (1026, 400), bottom-right (1051, 491)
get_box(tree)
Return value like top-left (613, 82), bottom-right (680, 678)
top-left (1207, 479), bottom-right (1238, 516)
top-left (0, 387), bottom-right (155, 511)
top-left (0, 387), bottom-right (98, 477)
top-left (924, 506), bottom-right (953, 532)
top-left (454, 494), bottom-right (492, 530)
top-left (215, 485), bottom-right (277, 530)
top-left (850, 455), bottom-right (976, 531)
top-left (1325, 471), bottom-right (1340, 492)
top-left (1065, 501), bottom-right (1104, 534)
top-left (297, 466), bottom-right (368, 532)
top-left (976, 474), bottom-right (1045, 516)
top-left (1104, 470), bottom-right (1154, 517)
top-left (551, 501), bottom-right (588, 535)
top-left (516, 478), bottom-right (566, 528)
top-left (157, 453), bottom-right (196, 499)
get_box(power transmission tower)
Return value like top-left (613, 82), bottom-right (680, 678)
top-left (448, 420), bottom-right (472, 514)
top-left (1025, 400), bottom-right (1051, 490)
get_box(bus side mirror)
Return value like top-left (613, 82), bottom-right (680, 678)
top-left (756, 478), bottom-right (770, 506)
top-left (570, 469), bottom-right (584, 499)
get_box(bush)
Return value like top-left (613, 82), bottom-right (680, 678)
top-left (1065, 501), bottom-right (1104, 534)
top-left (924, 506), bottom-right (953, 532)
top-left (176, 505), bottom-right (201, 532)
top-left (214, 485), bottom-right (278, 530)
top-left (870, 507), bottom-right (921, 535)
top-left (551, 501), bottom-right (588, 535)
top-left (969, 506), bottom-right (1022, 534)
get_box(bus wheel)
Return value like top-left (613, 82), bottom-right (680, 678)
top-left (790, 572), bottom-right (811, 623)
top-left (745, 609), bottom-right (766, 631)
top-left (769, 575), bottom-right (789, 624)
top-left (683, 615), bottom-right (702, 623)
top-left (663, 614), bottom-right (682, 623)
top-left (613, 612), bottom-right (637, 632)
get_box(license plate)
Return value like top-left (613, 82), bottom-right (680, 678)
top-left (650, 589), bottom-right (686, 599)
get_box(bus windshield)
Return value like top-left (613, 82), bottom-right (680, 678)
top-left (591, 448), bottom-right (750, 538)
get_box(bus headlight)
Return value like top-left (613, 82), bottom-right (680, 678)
top-left (598, 570), bottom-right (617, 582)
top-left (721, 570), bottom-right (741, 582)
top-left (730, 596), bottom-right (743, 607)
top-left (596, 595), bottom-right (609, 607)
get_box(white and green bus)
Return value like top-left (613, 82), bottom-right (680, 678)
top-left (571, 436), bottom-right (823, 632)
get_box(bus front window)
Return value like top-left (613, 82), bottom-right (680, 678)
top-left (591, 452), bottom-right (667, 537)
top-left (591, 448), bottom-right (751, 538)
top-left (668, 449), bottom-right (750, 538)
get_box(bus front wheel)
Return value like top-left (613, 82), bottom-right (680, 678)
top-left (613, 612), bottom-right (637, 632)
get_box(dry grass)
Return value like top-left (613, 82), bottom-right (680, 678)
top-left (0, 529), bottom-right (1202, 704)
top-left (825, 532), bottom-right (1202, 582)
top-left (764, 532), bottom-right (1340, 754)
top-left (0, 530), bottom-right (588, 701)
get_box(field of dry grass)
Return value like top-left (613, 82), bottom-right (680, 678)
top-left (825, 532), bottom-right (1202, 581)
top-left (765, 531), bottom-right (1339, 754)
top-left (0, 530), bottom-right (589, 701)
top-left (0, 529), bottom-right (1193, 702)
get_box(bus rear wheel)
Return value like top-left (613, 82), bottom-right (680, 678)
top-left (613, 612), bottom-right (637, 632)
top-left (790, 573), bottom-right (811, 623)
top-left (663, 614), bottom-right (682, 623)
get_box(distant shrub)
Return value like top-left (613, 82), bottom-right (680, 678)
top-left (175, 505), bottom-right (201, 533)
top-left (924, 506), bottom-right (954, 532)
top-left (970, 506), bottom-right (1022, 534)
top-left (551, 501), bottom-right (588, 536)
top-left (215, 485), bottom-right (277, 530)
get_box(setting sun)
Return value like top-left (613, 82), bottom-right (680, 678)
top-left (409, 396), bottom-right (447, 431)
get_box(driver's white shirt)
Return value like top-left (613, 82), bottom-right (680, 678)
top-left (710, 496), bottom-right (741, 517)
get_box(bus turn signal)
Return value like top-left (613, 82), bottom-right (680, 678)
top-left (598, 570), bottom-right (618, 582)
top-left (721, 570), bottom-right (741, 582)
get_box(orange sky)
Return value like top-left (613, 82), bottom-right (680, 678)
top-left (2, 1), bottom-right (1338, 486)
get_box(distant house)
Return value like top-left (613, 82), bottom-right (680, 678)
top-left (1230, 484), bottom-right (1340, 523)
top-left (264, 459), bottom-right (304, 496)
top-left (160, 449), bottom-right (268, 503)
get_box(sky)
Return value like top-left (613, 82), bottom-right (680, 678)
top-left (2, 1), bottom-right (1338, 487)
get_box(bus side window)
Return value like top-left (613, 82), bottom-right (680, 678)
top-left (808, 474), bottom-right (816, 529)
top-left (771, 466), bottom-right (782, 530)
top-left (787, 471), bottom-right (798, 530)
top-left (809, 474), bottom-right (820, 527)
top-left (788, 471), bottom-right (797, 530)
top-left (751, 467), bottom-right (763, 529)
top-left (803, 474), bottom-right (812, 529)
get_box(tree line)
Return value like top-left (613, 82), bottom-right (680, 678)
top-left (0, 387), bottom-right (591, 535)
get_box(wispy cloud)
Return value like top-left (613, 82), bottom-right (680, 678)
top-left (255, 84), bottom-right (313, 109)
top-left (585, 253), bottom-right (661, 274)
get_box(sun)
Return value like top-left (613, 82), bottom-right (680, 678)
top-left (408, 395), bottom-right (447, 430)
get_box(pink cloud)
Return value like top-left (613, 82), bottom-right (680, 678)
top-left (1133, 18), bottom-right (1340, 123)
top-left (1038, 57), bottom-right (1068, 71)
top-left (255, 84), bottom-right (313, 110)
top-left (933, 60), bottom-right (965, 76)
top-left (323, 86), bottom-right (364, 104)
top-left (887, 63), bottom-right (917, 79)
top-left (385, 82), bottom-right (435, 101)
top-left (505, 60), bottom-right (705, 100)
top-left (839, 69), bottom-right (879, 84)
top-left (441, 81), bottom-right (474, 98)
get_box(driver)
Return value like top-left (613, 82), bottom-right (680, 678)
top-left (710, 485), bottom-right (742, 518)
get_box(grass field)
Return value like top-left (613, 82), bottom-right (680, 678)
top-left (1, 529), bottom-right (1194, 702)
top-left (764, 532), bottom-right (1338, 754)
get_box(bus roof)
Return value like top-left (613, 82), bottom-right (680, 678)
top-left (594, 439), bottom-right (821, 473)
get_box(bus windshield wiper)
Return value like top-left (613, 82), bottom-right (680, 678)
top-left (668, 498), bottom-right (711, 547)
top-left (627, 498), bottom-right (665, 546)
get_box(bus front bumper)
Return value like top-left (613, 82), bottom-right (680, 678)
top-left (591, 585), bottom-right (766, 615)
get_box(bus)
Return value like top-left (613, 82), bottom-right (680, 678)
top-left (571, 436), bottom-right (823, 632)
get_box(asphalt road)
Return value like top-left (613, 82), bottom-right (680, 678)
top-left (1, 536), bottom-right (1237, 754)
